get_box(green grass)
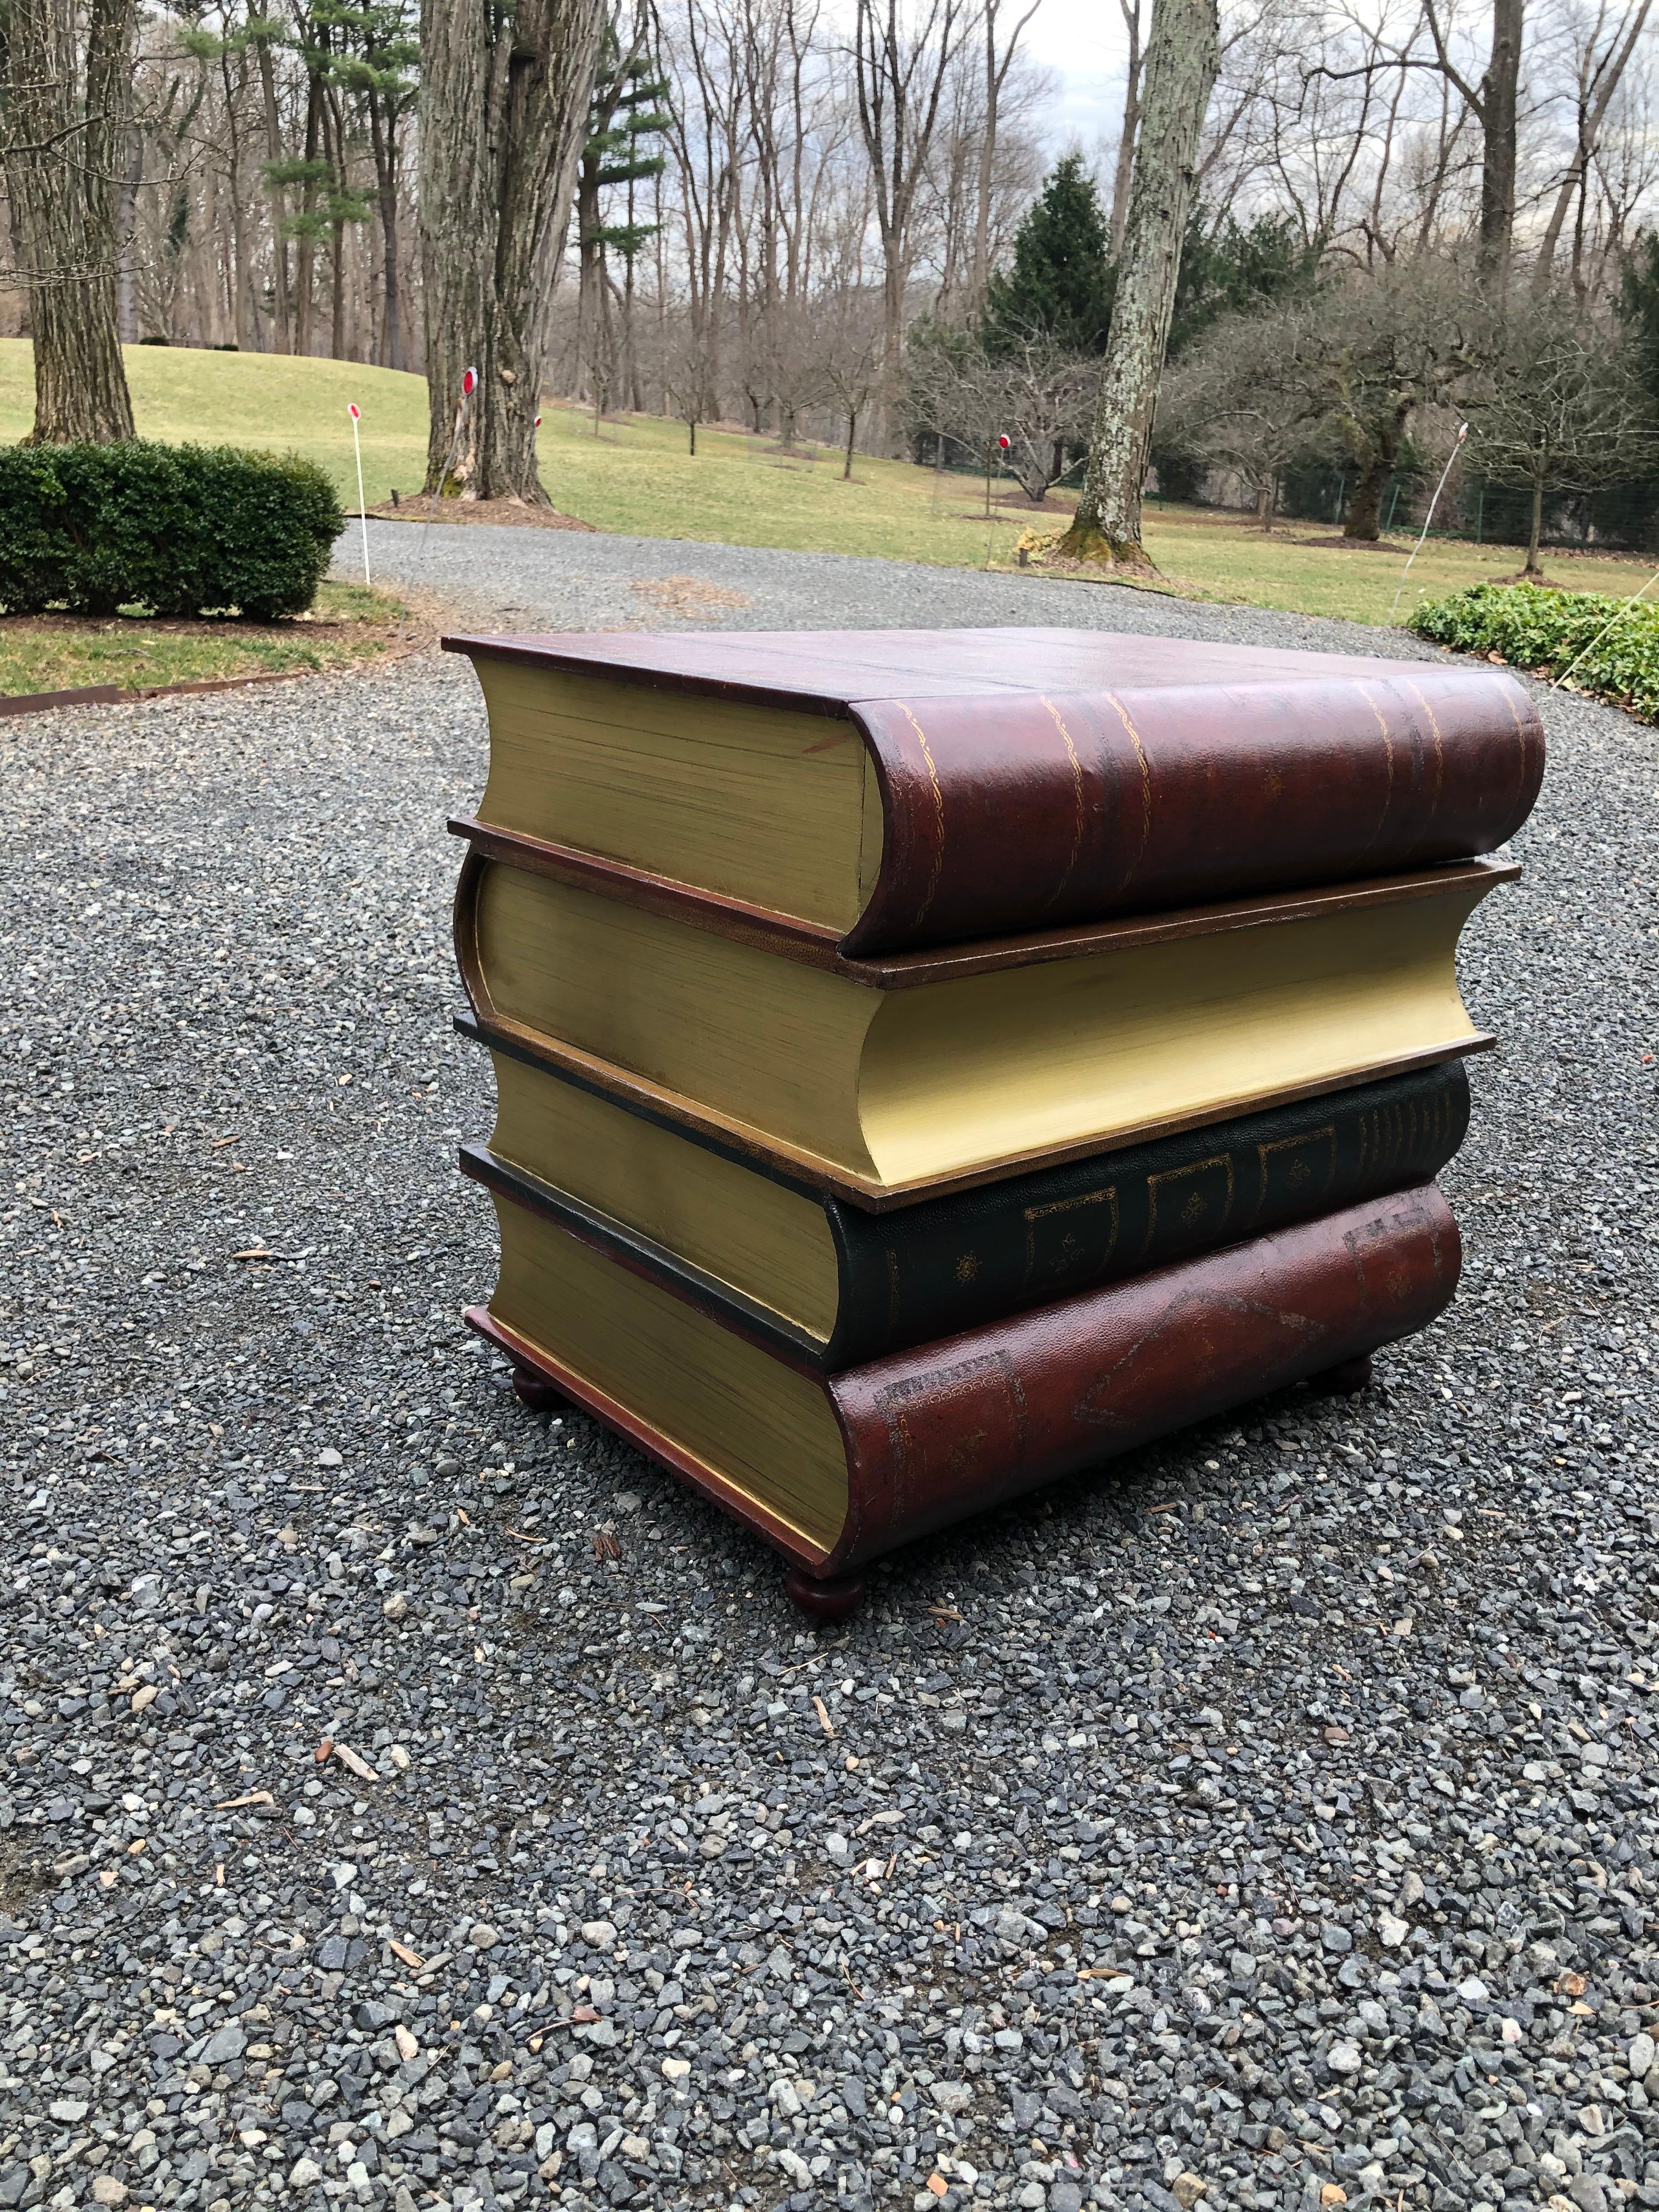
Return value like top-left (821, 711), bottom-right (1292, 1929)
top-left (0, 579), bottom-right (409, 697)
top-left (537, 403), bottom-right (1657, 625)
top-left (1, 342), bottom-right (1652, 629)
top-left (0, 340), bottom-right (431, 508)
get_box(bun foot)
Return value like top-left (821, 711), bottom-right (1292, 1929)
top-left (1316, 1353), bottom-right (1373, 1397)
top-left (784, 1568), bottom-right (867, 1621)
top-left (511, 1367), bottom-right (566, 1413)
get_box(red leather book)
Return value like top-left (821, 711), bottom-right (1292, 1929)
top-left (444, 625), bottom-right (1544, 957)
top-left (470, 1181), bottom-right (1460, 1614)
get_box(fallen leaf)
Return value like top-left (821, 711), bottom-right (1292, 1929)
top-left (592, 1528), bottom-right (622, 1561)
top-left (926, 1605), bottom-right (963, 1623)
top-left (1320, 2188), bottom-right (1347, 2207)
top-left (571, 2005), bottom-right (599, 2024)
top-left (812, 1696), bottom-right (836, 1737)
top-left (332, 1742), bottom-right (380, 1783)
top-left (213, 1791), bottom-right (276, 1810)
top-left (1555, 1971), bottom-right (1587, 1997)
top-left (388, 1940), bottom-right (426, 1971)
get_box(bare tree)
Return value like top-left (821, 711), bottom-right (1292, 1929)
top-left (418, 0), bottom-right (606, 498)
top-left (1058, 0), bottom-right (1218, 566)
top-left (1109, 0), bottom-right (1146, 257)
top-left (1422, 0), bottom-right (1525, 289)
top-left (1159, 292), bottom-right (1328, 523)
top-left (972, 0), bottom-right (1042, 295)
top-left (2, 0), bottom-right (138, 441)
top-left (1321, 256), bottom-right (1486, 537)
top-left (851, 0), bottom-right (975, 436)
top-left (1532, 0), bottom-right (1655, 295)
top-left (1474, 288), bottom-right (1658, 571)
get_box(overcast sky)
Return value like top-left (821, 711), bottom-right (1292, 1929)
top-left (1023, 0), bottom-right (1132, 162)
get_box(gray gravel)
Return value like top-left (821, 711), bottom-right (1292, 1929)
top-left (2, 523), bottom-right (1656, 2212)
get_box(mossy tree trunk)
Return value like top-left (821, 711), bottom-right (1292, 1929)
top-left (2, 0), bottom-right (138, 444)
top-left (419, 0), bottom-right (606, 500)
top-left (1058, 0), bottom-right (1217, 569)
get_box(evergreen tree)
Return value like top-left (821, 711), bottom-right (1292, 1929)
top-left (981, 154), bottom-right (1112, 356)
top-left (578, 24), bottom-right (673, 411)
top-left (1619, 230), bottom-right (1659, 399)
top-left (1167, 209), bottom-right (1319, 359)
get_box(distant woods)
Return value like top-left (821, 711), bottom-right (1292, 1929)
top-left (0, 0), bottom-right (1655, 544)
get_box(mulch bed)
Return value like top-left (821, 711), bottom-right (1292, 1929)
top-left (355, 497), bottom-right (597, 532)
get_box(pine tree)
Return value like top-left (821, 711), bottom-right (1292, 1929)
top-left (981, 154), bottom-right (1113, 357)
top-left (577, 23), bottom-right (673, 414)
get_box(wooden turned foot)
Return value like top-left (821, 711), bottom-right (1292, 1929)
top-left (511, 1367), bottom-right (566, 1413)
top-left (1316, 1353), bottom-right (1373, 1397)
top-left (784, 1568), bottom-right (867, 1621)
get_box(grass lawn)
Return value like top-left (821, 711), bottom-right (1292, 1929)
top-left (537, 403), bottom-right (1657, 626)
top-left (0, 342), bottom-right (1651, 630)
top-left (0, 580), bottom-right (410, 697)
top-left (0, 340), bottom-right (432, 510)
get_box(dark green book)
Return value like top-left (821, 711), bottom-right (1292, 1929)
top-left (460, 1049), bottom-right (1469, 1370)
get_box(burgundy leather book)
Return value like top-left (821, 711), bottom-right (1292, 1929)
top-left (444, 626), bottom-right (1544, 957)
top-left (470, 1182), bottom-right (1460, 1615)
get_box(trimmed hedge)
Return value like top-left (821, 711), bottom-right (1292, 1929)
top-left (0, 441), bottom-right (343, 620)
top-left (1408, 580), bottom-right (1659, 723)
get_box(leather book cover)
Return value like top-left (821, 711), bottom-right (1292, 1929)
top-left (462, 1058), bottom-right (1469, 1369)
top-left (826, 1184), bottom-right (1460, 1573)
top-left (445, 625), bottom-right (1545, 955)
top-left (471, 1183), bottom-right (1461, 1583)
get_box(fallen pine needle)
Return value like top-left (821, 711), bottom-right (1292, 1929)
top-left (505, 1527), bottom-right (548, 1543)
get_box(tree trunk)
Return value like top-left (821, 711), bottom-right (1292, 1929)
top-left (844, 407), bottom-right (857, 479)
top-left (368, 94), bottom-right (404, 370)
top-left (419, 0), bottom-right (606, 500)
top-left (1477, 0), bottom-right (1523, 291)
top-left (1059, 0), bottom-right (1217, 568)
top-left (255, 32), bottom-right (294, 350)
top-left (1110, 0), bottom-right (1144, 261)
top-left (295, 73), bottom-right (325, 356)
top-left (115, 122), bottom-right (142, 344)
top-left (972, 1), bottom-right (998, 299)
top-left (1344, 449), bottom-right (1392, 541)
top-left (3, 0), bottom-right (138, 442)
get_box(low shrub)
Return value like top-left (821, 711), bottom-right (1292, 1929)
top-left (0, 441), bottom-right (343, 620)
top-left (1408, 580), bottom-right (1659, 722)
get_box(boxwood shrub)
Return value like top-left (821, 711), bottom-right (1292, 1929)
top-left (0, 441), bottom-right (343, 620)
top-left (1408, 580), bottom-right (1659, 723)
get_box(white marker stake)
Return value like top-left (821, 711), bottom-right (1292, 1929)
top-left (1390, 422), bottom-right (1468, 624)
top-left (348, 403), bottom-right (371, 586)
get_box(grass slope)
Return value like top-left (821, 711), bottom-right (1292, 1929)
top-left (0, 341), bottom-right (431, 510)
top-left (1, 343), bottom-right (1651, 627)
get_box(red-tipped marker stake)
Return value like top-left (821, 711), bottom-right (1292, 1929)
top-left (347, 403), bottom-right (370, 586)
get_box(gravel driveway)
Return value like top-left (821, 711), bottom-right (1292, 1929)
top-left (2, 523), bottom-right (1656, 2212)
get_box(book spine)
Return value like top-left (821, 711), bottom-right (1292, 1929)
top-left (825, 1059), bottom-right (1469, 1363)
top-left (824, 1184), bottom-right (1460, 1573)
top-left (844, 672), bottom-right (1544, 953)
